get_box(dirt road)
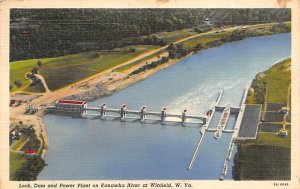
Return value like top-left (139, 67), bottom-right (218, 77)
top-left (35, 74), bottom-right (51, 93)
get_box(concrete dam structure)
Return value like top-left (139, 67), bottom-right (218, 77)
top-left (45, 84), bottom-right (262, 181)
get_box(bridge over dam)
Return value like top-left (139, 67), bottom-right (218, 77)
top-left (85, 105), bottom-right (207, 126)
top-left (45, 84), bottom-right (262, 180)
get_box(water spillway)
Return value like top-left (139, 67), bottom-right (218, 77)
top-left (38, 33), bottom-right (291, 180)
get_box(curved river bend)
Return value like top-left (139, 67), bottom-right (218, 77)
top-left (38, 33), bottom-right (291, 180)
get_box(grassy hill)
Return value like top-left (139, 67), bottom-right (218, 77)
top-left (247, 58), bottom-right (291, 104)
top-left (263, 59), bottom-right (291, 104)
top-left (10, 152), bottom-right (28, 179)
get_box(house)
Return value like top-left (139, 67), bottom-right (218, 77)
top-left (205, 18), bottom-right (211, 25)
top-left (24, 148), bottom-right (36, 154)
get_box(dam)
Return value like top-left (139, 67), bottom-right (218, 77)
top-left (45, 85), bottom-right (261, 181)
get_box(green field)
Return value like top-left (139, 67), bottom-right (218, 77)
top-left (10, 151), bottom-right (46, 181)
top-left (256, 131), bottom-right (291, 148)
top-left (242, 57), bottom-right (291, 152)
top-left (10, 152), bottom-right (28, 178)
top-left (10, 58), bottom-right (53, 92)
top-left (24, 82), bottom-right (46, 93)
top-left (41, 66), bottom-right (95, 90)
top-left (10, 135), bottom-right (29, 151)
top-left (114, 50), bottom-right (167, 72)
top-left (155, 28), bottom-right (197, 42)
top-left (264, 58), bottom-right (291, 104)
top-left (10, 45), bottom-right (159, 92)
top-left (247, 58), bottom-right (291, 104)
top-left (181, 31), bottom-right (231, 49)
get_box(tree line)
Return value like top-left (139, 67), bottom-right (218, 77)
top-left (10, 9), bottom-right (291, 61)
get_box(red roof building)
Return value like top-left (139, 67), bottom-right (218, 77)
top-left (54, 99), bottom-right (87, 115)
top-left (24, 148), bottom-right (36, 154)
top-left (57, 99), bottom-right (87, 105)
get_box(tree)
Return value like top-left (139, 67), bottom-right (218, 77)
top-left (195, 43), bottom-right (204, 50)
top-left (168, 50), bottom-right (177, 59)
top-left (161, 56), bottom-right (169, 63)
top-left (10, 9), bottom-right (291, 62)
top-left (176, 43), bottom-right (188, 57)
top-left (14, 81), bottom-right (22, 88)
top-left (158, 38), bottom-right (166, 46)
top-left (37, 60), bottom-right (43, 68)
top-left (31, 67), bottom-right (39, 74)
top-left (167, 43), bottom-right (175, 51)
top-left (12, 156), bottom-right (46, 181)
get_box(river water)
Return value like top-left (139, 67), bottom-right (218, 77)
top-left (38, 33), bottom-right (291, 180)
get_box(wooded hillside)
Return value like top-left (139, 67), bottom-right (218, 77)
top-left (10, 9), bottom-right (291, 61)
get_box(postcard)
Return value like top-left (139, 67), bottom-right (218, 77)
top-left (1, 0), bottom-right (299, 189)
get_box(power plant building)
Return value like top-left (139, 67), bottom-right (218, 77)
top-left (50, 99), bottom-right (87, 116)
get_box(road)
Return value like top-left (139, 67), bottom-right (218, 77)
top-left (35, 74), bottom-right (51, 93)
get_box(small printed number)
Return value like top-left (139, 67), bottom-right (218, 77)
top-left (274, 182), bottom-right (289, 187)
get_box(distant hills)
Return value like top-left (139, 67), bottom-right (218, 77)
top-left (10, 9), bottom-right (291, 61)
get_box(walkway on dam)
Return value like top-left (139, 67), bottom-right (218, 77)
top-left (237, 104), bottom-right (262, 139)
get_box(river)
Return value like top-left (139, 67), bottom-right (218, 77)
top-left (38, 33), bottom-right (291, 180)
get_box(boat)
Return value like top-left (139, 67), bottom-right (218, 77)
top-left (218, 106), bottom-right (230, 129)
top-left (214, 106), bottom-right (230, 139)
